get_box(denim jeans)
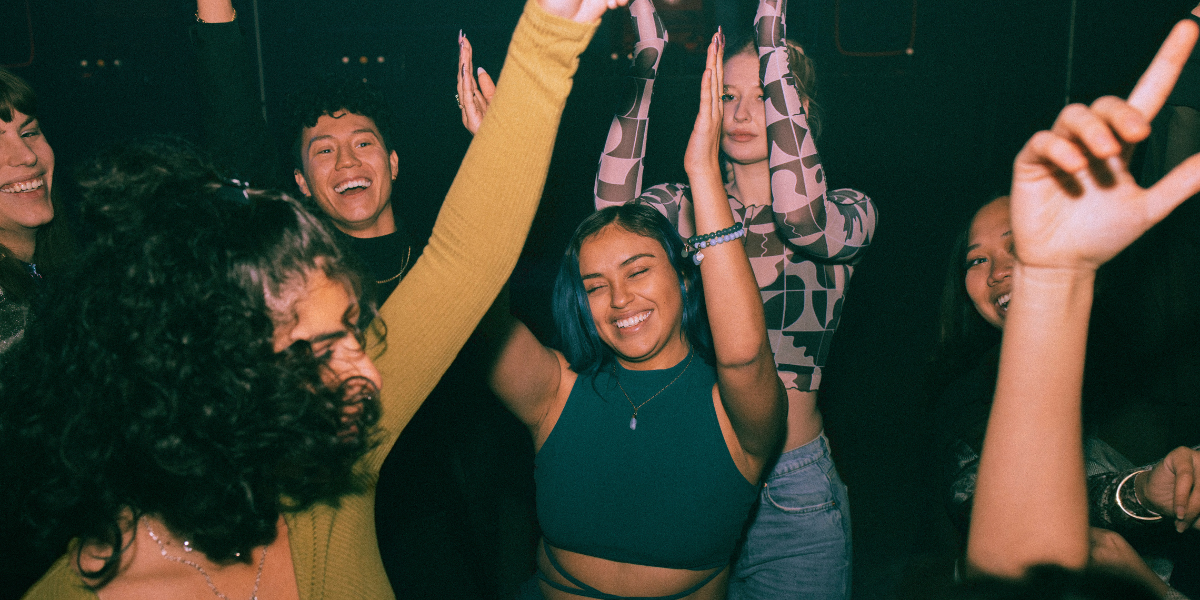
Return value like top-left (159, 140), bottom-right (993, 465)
top-left (727, 433), bottom-right (852, 600)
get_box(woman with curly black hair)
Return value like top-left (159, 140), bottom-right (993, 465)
top-left (4, 0), bottom-right (628, 598)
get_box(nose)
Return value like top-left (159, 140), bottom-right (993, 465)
top-left (733, 98), bottom-right (751, 122)
top-left (334, 143), bottom-right (361, 170)
top-left (325, 337), bottom-right (382, 391)
top-left (2, 135), bottom-right (38, 167)
top-left (609, 279), bottom-right (633, 309)
top-left (988, 254), bottom-right (1013, 286)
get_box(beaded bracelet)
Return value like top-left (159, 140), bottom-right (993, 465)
top-left (685, 224), bottom-right (746, 265)
top-left (686, 222), bottom-right (743, 246)
top-left (1115, 469), bottom-right (1164, 522)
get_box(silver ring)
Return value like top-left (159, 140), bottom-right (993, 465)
top-left (455, 93), bottom-right (462, 109)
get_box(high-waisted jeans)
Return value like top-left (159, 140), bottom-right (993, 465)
top-left (726, 432), bottom-right (852, 600)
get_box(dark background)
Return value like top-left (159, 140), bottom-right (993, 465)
top-left (3, 0), bottom-right (1195, 597)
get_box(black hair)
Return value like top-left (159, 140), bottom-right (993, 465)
top-left (928, 196), bottom-right (1006, 398)
top-left (551, 202), bottom-right (713, 377)
top-left (282, 74), bottom-right (398, 172)
top-left (0, 68), bottom-right (74, 303)
top-left (0, 138), bottom-right (380, 587)
top-left (937, 565), bottom-right (1159, 600)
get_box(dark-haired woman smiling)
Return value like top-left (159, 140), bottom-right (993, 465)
top-left (485, 33), bottom-right (785, 600)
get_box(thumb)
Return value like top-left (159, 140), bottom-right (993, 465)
top-left (1143, 150), bottom-right (1200, 225)
top-left (478, 68), bottom-right (497, 101)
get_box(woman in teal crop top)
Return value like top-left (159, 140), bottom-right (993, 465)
top-left (483, 34), bottom-right (787, 600)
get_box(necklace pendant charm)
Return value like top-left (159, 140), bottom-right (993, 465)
top-left (629, 416), bottom-right (637, 430)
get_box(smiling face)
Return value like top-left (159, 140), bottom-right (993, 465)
top-left (578, 224), bottom-right (689, 371)
top-left (271, 269), bottom-right (381, 392)
top-left (721, 52), bottom-right (769, 166)
top-left (964, 196), bottom-right (1015, 329)
top-left (0, 109), bottom-right (54, 261)
top-left (294, 111), bottom-right (399, 239)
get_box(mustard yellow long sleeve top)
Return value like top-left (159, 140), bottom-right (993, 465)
top-left (22, 3), bottom-right (595, 599)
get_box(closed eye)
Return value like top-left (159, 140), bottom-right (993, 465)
top-left (966, 256), bottom-right (986, 269)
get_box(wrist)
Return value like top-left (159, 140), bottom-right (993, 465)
top-left (1117, 469), bottom-right (1164, 522)
top-left (196, 6), bottom-right (236, 23)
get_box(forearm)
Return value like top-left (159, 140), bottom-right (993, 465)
top-left (196, 0), bottom-right (235, 23)
top-left (595, 0), bottom-right (666, 209)
top-left (754, 0), bottom-right (876, 260)
top-left (190, 6), bottom-right (279, 187)
top-left (968, 265), bottom-right (1096, 577)
top-left (370, 0), bottom-right (596, 462)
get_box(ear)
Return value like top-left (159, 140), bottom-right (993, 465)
top-left (388, 149), bottom-right (399, 181)
top-left (294, 169), bottom-right (311, 197)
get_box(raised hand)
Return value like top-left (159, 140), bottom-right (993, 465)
top-left (1009, 19), bottom-right (1200, 272)
top-left (684, 30), bottom-right (725, 178)
top-left (196, 0), bottom-right (235, 23)
top-left (457, 32), bottom-right (496, 136)
top-left (1136, 446), bottom-right (1200, 532)
top-left (538, 0), bottom-right (629, 24)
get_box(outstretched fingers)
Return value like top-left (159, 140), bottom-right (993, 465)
top-left (1127, 19), bottom-right (1199, 120)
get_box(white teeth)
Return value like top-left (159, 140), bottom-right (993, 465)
top-left (616, 311), bottom-right (650, 329)
top-left (0, 178), bottom-right (44, 194)
top-left (997, 293), bottom-right (1011, 310)
top-left (334, 178), bottom-right (371, 194)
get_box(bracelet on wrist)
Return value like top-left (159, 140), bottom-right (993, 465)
top-left (196, 8), bottom-right (236, 23)
top-left (1115, 469), bottom-right (1164, 522)
top-left (683, 222), bottom-right (745, 265)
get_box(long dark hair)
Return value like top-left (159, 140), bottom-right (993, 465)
top-left (0, 139), bottom-right (380, 587)
top-left (928, 198), bottom-right (1005, 397)
top-left (552, 203), bottom-right (713, 377)
top-left (0, 68), bottom-right (74, 303)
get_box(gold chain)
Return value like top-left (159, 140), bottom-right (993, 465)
top-left (375, 246), bottom-right (413, 285)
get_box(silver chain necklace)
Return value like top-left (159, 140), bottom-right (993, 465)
top-left (145, 524), bottom-right (267, 600)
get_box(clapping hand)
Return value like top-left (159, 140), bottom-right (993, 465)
top-left (684, 30), bottom-right (725, 177)
top-left (538, 0), bottom-right (629, 23)
top-left (1009, 20), bottom-right (1200, 272)
top-left (457, 33), bottom-right (495, 136)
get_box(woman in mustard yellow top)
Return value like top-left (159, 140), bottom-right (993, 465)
top-left (4, 1), bottom-right (625, 599)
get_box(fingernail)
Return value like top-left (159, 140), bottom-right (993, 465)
top-left (459, 29), bottom-right (464, 45)
top-left (478, 67), bottom-right (486, 76)
top-left (1178, 520), bottom-right (1187, 533)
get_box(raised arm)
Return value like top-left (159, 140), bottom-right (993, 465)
top-left (594, 0), bottom-right (667, 209)
top-left (688, 33), bottom-right (786, 463)
top-left (966, 19), bottom-right (1200, 578)
top-left (754, 0), bottom-right (875, 262)
top-left (367, 0), bottom-right (619, 465)
top-left (191, 0), bottom-right (281, 187)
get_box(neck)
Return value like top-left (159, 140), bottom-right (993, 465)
top-left (338, 206), bottom-right (397, 239)
top-left (0, 228), bottom-right (38, 263)
top-left (727, 160), bottom-right (772, 206)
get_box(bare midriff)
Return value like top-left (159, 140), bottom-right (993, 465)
top-left (784, 388), bottom-right (824, 452)
top-left (537, 542), bottom-right (730, 600)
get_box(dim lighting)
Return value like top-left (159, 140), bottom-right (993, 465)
top-left (377, 56), bottom-right (385, 63)
top-left (359, 56), bottom-right (368, 64)
top-left (97, 59), bottom-right (105, 68)
top-left (611, 52), bottom-right (619, 60)
top-left (342, 56), bottom-right (350, 64)
top-left (81, 60), bottom-right (88, 67)
top-left (113, 59), bottom-right (121, 67)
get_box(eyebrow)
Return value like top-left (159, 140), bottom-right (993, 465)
top-left (966, 230), bottom-right (1013, 252)
top-left (305, 330), bottom-right (349, 345)
top-left (580, 253), bottom-right (655, 280)
top-left (0, 116), bottom-right (35, 134)
top-left (306, 128), bottom-right (381, 153)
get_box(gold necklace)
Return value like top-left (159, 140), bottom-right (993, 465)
top-left (375, 246), bottom-right (412, 285)
top-left (613, 352), bottom-right (694, 430)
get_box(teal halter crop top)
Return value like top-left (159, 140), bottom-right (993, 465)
top-left (535, 352), bottom-right (760, 570)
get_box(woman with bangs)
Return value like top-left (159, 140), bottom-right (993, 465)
top-left (0, 68), bottom-right (72, 357)
top-left (3, 0), bottom-right (630, 597)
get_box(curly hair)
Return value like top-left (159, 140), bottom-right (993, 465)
top-left (0, 68), bottom-right (74, 303)
top-left (0, 138), bottom-right (381, 586)
top-left (552, 202), bottom-right (713, 377)
top-left (282, 74), bottom-right (398, 171)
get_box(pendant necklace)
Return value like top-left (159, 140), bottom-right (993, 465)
top-left (613, 352), bottom-right (694, 430)
top-left (146, 524), bottom-right (267, 600)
